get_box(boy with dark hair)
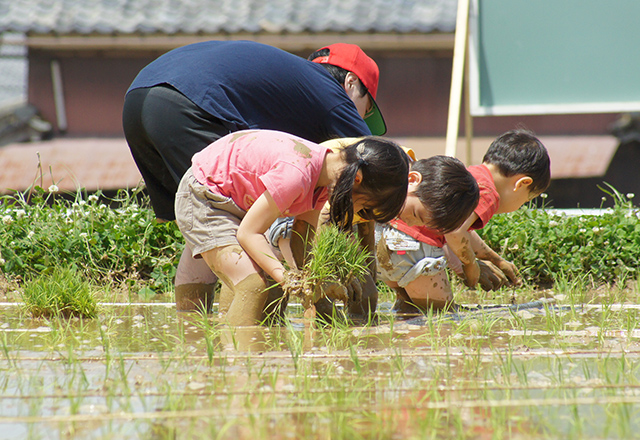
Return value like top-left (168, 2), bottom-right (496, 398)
top-left (377, 129), bottom-right (551, 312)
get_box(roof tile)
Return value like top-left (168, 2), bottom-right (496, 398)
top-left (0, 0), bottom-right (458, 35)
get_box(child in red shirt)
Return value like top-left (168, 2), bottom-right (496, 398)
top-left (377, 129), bottom-right (551, 312)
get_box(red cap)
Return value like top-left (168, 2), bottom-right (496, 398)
top-left (311, 43), bottom-right (386, 135)
top-left (311, 43), bottom-right (379, 98)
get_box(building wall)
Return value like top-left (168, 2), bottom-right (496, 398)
top-left (28, 48), bottom-right (620, 138)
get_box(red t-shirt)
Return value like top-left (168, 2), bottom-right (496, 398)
top-left (388, 164), bottom-right (500, 247)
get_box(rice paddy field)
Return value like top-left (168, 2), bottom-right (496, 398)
top-left (1, 188), bottom-right (640, 439)
top-left (1, 282), bottom-right (640, 440)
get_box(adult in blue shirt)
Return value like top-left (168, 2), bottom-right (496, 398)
top-left (122, 40), bottom-right (387, 312)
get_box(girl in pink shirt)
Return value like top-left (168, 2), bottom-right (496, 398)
top-left (175, 129), bottom-right (409, 325)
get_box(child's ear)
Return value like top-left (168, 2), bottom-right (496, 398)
top-left (408, 170), bottom-right (422, 185)
top-left (514, 176), bottom-right (533, 191)
top-left (354, 169), bottom-right (363, 185)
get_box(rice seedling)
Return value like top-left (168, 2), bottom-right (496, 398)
top-left (21, 266), bottom-right (98, 319)
top-left (282, 224), bottom-right (370, 311)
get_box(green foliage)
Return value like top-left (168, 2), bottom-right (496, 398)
top-left (479, 187), bottom-right (640, 287)
top-left (0, 187), bottom-right (183, 293)
top-left (3, 184), bottom-right (640, 295)
top-left (21, 266), bottom-right (98, 318)
top-left (305, 224), bottom-right (370, 286)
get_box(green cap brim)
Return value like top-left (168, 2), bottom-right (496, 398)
top-left (364, 95), bottom-right (387, 136)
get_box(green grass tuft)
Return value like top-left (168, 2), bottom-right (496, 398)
top-left (21, 266), bottom-right (99, 318)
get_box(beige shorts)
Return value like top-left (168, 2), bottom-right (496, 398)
top-left (175, 168), bottom-right (247, 258)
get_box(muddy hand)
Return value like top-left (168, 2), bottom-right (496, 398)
top-left (495, 258), bottom-right (522, 286)
top-left (346, 278), bottom-right (363, 305)
top-left (477, 260), bottom-right (508, 291)
top-left (315, 281), bottom-right (348, 304)
top-left (461, 260), bottom-right (481, 288)
top-left (282, 269), bottom-right (304, 294)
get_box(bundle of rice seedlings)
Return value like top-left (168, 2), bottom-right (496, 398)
top-left (21, 267), bottom-right (99, 319)
top-left (283, 224), bottom-right (370, 309)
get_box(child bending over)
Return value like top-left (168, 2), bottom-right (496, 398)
top-left (269, 141), bottom-right (480, 321)
top-left (377, 129), bottom-right (551, 312)
top-left (175, 129), bottom-right (410, 326)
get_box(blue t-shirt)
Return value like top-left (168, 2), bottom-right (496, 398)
top-left (127, 40), bottom-right (372, 143)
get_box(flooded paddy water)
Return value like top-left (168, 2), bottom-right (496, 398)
top-left (1, 290), bottom-right (640, 439)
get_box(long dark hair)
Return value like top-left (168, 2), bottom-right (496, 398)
top-left (329, 137), bottom-right (409, 230)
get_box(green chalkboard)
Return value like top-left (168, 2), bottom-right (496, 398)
top-left (468, 0), bottom-right (640, 116)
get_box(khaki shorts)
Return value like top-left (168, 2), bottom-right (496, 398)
top-left (375, 223), bottom-right (447, 288)
top-left (175, 168), bottom-right (247, 258)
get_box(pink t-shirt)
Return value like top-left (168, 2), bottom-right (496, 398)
top-left (191, 130), bottom-right (330, 216)
top-left (389, 164), bottom-right (500, 247)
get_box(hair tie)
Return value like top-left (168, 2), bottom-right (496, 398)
top-left (356, 143), bottom-right (368, 166)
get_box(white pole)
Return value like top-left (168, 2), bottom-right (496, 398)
top-left (445, 0), bottom-right (470, 158)
top-left (50, 59), bottom-right (68, 133)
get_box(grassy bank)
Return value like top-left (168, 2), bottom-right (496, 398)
top-left (1, 186), bottom-right (639, 295)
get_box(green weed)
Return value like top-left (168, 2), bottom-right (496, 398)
top-left (480, 187), bottom-right (640, 287)
top-left (0, 187), bottom-right (182, 294)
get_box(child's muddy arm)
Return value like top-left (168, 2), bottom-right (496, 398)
top-left (290, 210), bottom-right (320, 269)
top-left (356, 221), bottom-right (376, 279)
top-left (237, 191), bottom-right (289, 284)
top-left (444, 214), bottom-right (481, 287)
top-left (469, 231), bottom-right (521, 286)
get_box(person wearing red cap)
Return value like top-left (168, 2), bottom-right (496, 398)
top-left (122, 40), bottom-right (387, 312)
top-left (308, 43), bottom-right (386, 137)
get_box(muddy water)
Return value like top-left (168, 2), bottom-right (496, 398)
top-left (1, 298), bottom-right (640, 439)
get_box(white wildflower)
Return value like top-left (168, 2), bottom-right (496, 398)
top-left (0, 258), bottom-right (4, 265)
top-left (627, 193), bottom-right (635, 199)
top-left (2, 215), bottom-right (12, 225)
top-left (27, 231), bottom-right (35, 239)
top-left (604, 241), bottom-right (609, 246)
top-left (14, 209), bottom-right (26, 218)
top-left (579, 228), bottom-right (587, 233)
top-left (587, 241), bottom-right (594, 247)
top-left (601, 196), bottom-right (606, 202)
top-left (88, 194), bottom-right (99, 202)
top-left (79, 232), bottom-right (88, 239)
top-left (549, 220), bottom-right (559, 227)
top-left (48, 184), bottom-right (59, 193)
top-left (592, 226), bottom-right (601, 234)
top-left (540, 193), bottom-right (548, 199)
